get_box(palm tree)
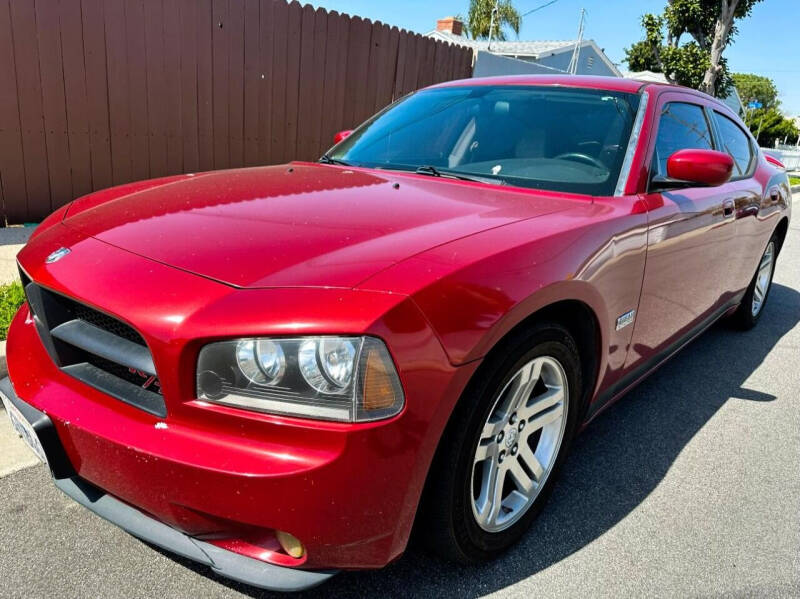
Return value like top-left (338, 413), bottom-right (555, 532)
top-left (466, 0), bottom-right (521, 41)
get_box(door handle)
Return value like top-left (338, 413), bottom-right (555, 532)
top-left (722, 199), bottom-right (735, 217)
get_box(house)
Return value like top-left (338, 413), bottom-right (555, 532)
top-left (426, 16), bottom-right (622, 78)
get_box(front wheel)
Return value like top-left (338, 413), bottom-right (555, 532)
top-left (731, 237), bottom-right (777, 330)
top-left (419, 323), bottom-right (581, 563)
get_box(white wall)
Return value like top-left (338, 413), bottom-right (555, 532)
top-left (473, 51), bottom-right (565, 78)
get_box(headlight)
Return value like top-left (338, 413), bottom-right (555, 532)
top-left (236, 340), bottom-right (286, 385)
top-left (197, 336), bottom-right (404, 422)
top-left (298, 337), bottom-right (356, 393)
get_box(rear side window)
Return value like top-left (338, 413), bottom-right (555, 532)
top-left (653, 102), bottom-right (714, 176)
top-left (713, 111), bottom-right (753, 176)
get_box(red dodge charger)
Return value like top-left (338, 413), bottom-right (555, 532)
top-left (2, 76), bottom-right (791, 591)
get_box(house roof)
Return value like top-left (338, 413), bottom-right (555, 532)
top-left (623, 70), bottom-right (669, 84)
top-left (427, 30), bottom-right (575, 56)
top-left (426, 30), bottom-right (623, 77)
top-left (430, 74), bottom-right (646, 94)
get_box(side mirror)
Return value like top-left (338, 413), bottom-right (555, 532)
top-left (653, 149), bottom-right (734, 190)
top-left (333, 129), bottom-right (353, 145)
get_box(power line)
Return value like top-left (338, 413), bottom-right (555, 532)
top-left (521, 0), bottom-right (560, 18)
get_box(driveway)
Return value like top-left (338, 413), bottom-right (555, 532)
top-left (1, 221), bottom-right (798, 598)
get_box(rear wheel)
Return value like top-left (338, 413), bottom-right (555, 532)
top-left (732, 237), bottom-right (776, 330)
top-left (420, 323), bottom-right (581, 563)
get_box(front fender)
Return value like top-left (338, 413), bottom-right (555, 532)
top-left (457, 279), bottom-right (610, 364)
top-left (359, 197), bottom-right (649, 402)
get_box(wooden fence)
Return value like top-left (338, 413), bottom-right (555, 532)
top-left (0, 0), bottom-right (473, 223)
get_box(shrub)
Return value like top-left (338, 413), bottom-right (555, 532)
top-left (0, 281), bottom-right (25, 340)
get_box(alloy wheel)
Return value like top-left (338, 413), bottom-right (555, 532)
top-left (471, 356), bottom-right (569, 533)
top-left (751, 241), bottom-right (775, 317)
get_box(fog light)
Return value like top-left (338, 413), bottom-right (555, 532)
top-left (276, 530), bottom-right (305, 559)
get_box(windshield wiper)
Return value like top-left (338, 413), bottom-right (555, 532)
top-left (319, 154), bottom-right (350, 166)
top-left (415, 165), bottom-right (504, 185)
top-left (415, 165), bottom-right (446, 177)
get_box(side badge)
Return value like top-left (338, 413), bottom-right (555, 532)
top-left (616, 309), bottom-right (636, 331)
top-left (46, 247), bottom-right (71, 264)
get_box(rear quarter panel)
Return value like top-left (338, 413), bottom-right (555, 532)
top-left (730, 155), bottom-right (791, 290)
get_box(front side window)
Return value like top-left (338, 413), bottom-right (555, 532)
top-left (713, 111), bottom-right (754, 176)
top-left (652, 102), bottom-right (714, 177)
top-left (328, 85), bottom-right (641, 196)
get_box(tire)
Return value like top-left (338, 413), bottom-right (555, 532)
top-left (731, 236), bottom-right (777, 330)
top-left (418, 322), bottom-right (582, 563)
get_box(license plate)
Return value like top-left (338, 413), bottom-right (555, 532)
top-left (1, 393), bottom-right (47, 465)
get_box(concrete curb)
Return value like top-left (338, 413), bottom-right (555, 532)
top-left (0, 344), bottom-right (6, 411)
top-left (0, 375), bottom-right (41, 476)
top-left (791, 184), bottom-right (800, 195)
top-left (0, 341), bottom-right (6, 383)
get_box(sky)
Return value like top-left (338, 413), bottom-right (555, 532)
top-left (308, 0), bottom-right (800, 115)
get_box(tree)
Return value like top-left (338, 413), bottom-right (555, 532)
top-left (466, 0), bottom-right (521, 41)
top-left (748, 108), bottom-right (799, 147)
top-left (624, 0), bottom-right (763, 97)
top-left (731, 73), bottom-right (797, 147)
top-left (624, 14), bottom-right (663, 72)
top-left (732, 73), bottom-right (779, 110)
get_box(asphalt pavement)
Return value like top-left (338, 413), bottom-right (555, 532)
top-left (1, 218), bottom-right (798, 598)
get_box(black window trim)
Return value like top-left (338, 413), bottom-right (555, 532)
top-left (707, 107), bottom-right (757, 181)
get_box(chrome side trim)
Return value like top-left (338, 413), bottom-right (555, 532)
top-left (614, 91), bottom-right (650, 197)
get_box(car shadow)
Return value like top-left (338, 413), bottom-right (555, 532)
top-left (156, 282), bottom-right (799, 598)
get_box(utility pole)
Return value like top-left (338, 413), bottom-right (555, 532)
top-left (567, 8), bottom-right (586, 75)
top-left (755, 114), bottom-right (765, 145)
top-left (744, 98), bottom-right (753, 126)
top-left (487, 0), bottom-right (500, 52)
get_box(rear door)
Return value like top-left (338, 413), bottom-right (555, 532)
top-left (708, 109), bottom-right (765, 292)
top-left (624, 93), bottom-right (739, 370)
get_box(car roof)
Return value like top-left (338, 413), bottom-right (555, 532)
top-left (428, 74), bottom-right (706, 97)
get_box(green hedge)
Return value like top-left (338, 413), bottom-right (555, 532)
top-left (0, 281), bottom-right (25, 340)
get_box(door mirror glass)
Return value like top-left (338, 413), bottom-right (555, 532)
top-left (664, 149), bottom-right (734, 187)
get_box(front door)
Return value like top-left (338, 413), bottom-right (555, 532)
top-left (624, 94), bottom-right (739, 370)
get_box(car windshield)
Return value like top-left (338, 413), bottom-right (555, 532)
top-left (327, 85), bottom-right (641, 196)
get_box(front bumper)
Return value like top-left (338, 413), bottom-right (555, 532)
top-left (10, 225), bottom-right (479, 577)
top-left (0, 377), bottom-right (335, 592)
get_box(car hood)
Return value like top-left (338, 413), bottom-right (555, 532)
top-left (63, 163), bottom-right (574, 289)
